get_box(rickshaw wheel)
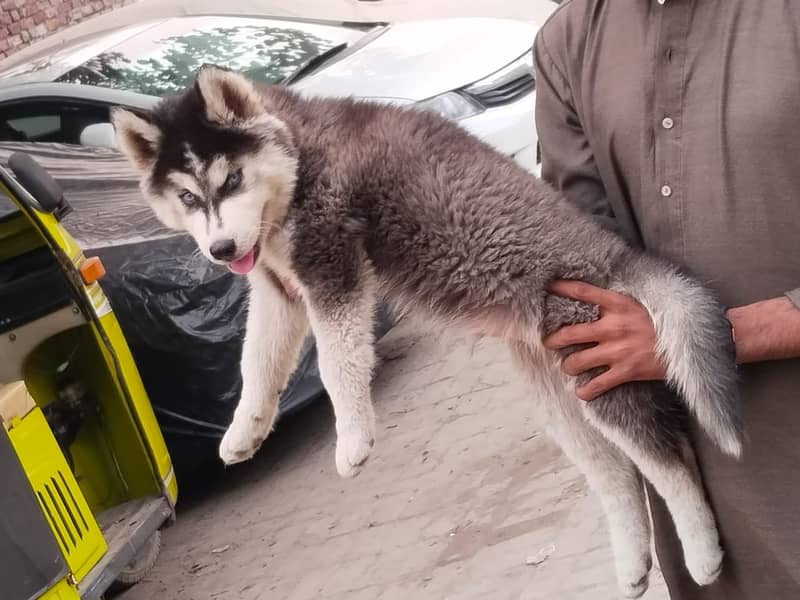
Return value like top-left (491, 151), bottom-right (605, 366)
top-left (112, 530), bottom-right (162, 588)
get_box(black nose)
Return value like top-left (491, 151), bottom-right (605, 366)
top-left (210, 239), bottom-right (237, 261)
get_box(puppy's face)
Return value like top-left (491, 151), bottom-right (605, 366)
top-left (112, 66), bottom-right (298, 274)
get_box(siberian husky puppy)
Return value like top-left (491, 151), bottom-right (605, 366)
top-left (113, 66), bottom-right (742, 598)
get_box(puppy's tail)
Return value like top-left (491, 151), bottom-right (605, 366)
top-left (618, 255), bottom-right (743, 458)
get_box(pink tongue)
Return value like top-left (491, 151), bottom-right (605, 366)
top-left (227, 248), bottom-right (256, 275)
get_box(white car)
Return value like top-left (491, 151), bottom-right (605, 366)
top-left (0, 15), bottom-right (542, 173)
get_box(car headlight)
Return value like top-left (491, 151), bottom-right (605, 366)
top-left (415, 51), bottom-right (535, 122)
top-left (416, 91), bottom-right (485, 121)
top-left (463, 52), bottom-right (534, 99)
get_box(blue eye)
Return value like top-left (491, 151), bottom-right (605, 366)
top-left (179, 190), bottom-right (197, 207)
top-left (224, 169), bottom-right (242, 192)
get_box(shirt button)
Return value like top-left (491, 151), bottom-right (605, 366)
top-left (660, 185), bottom-right (672, 197)
top-left (661, 116), bottom-right (674, 129)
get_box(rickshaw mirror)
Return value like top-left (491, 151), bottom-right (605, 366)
top-left (8, 152), bottom-right (73, 221)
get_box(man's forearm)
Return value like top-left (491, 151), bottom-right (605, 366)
top-left (727, 296), bottom-right (800, 364)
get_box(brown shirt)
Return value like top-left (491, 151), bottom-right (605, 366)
top-left (534, 1), bottom-right (800, 598)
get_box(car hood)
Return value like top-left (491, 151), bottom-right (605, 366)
top-left (292, 18), bottom-right (536, 103)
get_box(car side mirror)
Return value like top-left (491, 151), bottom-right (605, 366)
top-left (8, 152), bottom-right (72, 221)
top-left (79, 122), bottom-right (117, 149)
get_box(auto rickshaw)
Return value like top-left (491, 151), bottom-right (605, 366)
top-left (0, 152), bottom-right (178, 600)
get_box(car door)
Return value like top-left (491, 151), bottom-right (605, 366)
top-left (0, 100), bottom-right (110, 145)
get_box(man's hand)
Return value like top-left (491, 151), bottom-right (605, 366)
top-left (542, 280), bottom-right (667, 401)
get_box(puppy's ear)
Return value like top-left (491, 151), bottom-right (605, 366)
top-left (195, 64), bottom-right (264, 126)
top-left (111, 107), bottom-right (161, 171)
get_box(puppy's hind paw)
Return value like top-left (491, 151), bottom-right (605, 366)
top-left (620, 572), bottom-right (649, 599)
top-left (686, 544), bottom-right (723, 586)
top-left (617, 553), bottom-right (651, 599)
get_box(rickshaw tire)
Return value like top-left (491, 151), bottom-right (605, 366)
top-left (111, 529), bottom-right (162, 589)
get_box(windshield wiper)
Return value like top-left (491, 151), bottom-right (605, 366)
top-left (282, 43), bottom-right (348, 85)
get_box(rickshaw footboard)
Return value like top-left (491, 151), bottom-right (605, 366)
top-left (77, 495), bottom-right (172, 600)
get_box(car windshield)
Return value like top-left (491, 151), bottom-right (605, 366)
top-left (51, 17), bottom-right (366, 96)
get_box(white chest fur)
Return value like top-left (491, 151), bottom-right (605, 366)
top-left (256, 230), bottom-right (304, 302)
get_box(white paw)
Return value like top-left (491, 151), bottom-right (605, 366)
top-left (219, 410), bottom-right (271, 465)
top-left (335, 421), bottom-right (375, 478)
top-left (618, 556), bottom-right (651, 599)
top-left (685, 542), bottom-right (723, 586)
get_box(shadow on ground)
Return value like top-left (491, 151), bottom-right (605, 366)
top-left (173, 398), bottom-right (337, 513)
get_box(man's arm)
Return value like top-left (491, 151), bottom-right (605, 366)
top-left (533, 29), bottom-right (657, 400)
top-left (728, 295), bottom-right (800, 364)
top-left (533, 30), bottom-right (621, 237)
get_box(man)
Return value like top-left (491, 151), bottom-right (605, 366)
top-left (533, 1), bottom-right (800, 598)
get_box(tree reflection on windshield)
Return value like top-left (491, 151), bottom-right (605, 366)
top-left (56, 25), bottom-right (336, 96)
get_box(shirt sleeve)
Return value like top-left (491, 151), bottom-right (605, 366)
top-left (785, 288), bottom-right (800, 310)
top-left (532, 30), bottom-right (622, 237)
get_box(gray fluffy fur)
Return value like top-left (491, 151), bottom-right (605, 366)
top-left (112, 66), bottom-right (743, 598)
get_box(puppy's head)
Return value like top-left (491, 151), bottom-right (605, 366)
top-left (112, 65), bottom-right (298, 274)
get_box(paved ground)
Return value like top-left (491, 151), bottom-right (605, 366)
top-left (117, 321), bottom-right (669, 600)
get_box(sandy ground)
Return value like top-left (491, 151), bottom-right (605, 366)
top-left (117, 321), bottom-right (669, 600)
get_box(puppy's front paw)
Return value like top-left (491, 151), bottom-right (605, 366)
top-left (219, 411), bottom-right (271, 465)
top-left (335, 422), bottom-right (375, 478)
